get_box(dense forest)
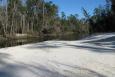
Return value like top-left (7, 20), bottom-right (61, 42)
top-left (0, 0), bottom-right (114, 39)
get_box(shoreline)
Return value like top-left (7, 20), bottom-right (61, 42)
top-left (0, 33), bottom-right (115, 77)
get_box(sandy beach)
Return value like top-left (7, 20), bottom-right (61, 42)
top-left (0, 33), bottom-right (115, 77)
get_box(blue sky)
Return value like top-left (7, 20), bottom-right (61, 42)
top-left (1, 0), bottom-right (106, 18)
top-left (48, 0), bottom-right (106, 18)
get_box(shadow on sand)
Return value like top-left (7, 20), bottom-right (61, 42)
top-left (25, 35), bottom-right (115, 53)
top-left (0, 53), bottom-right (106, 77)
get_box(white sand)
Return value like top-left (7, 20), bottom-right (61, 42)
top-left (0, 33), bottom-right (115, 77)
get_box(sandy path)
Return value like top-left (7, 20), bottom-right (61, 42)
top-left (0, 33), bottom-right (115, 77)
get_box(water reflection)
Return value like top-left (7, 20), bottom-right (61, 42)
top-left (0, 33), bottom-right (87, 48)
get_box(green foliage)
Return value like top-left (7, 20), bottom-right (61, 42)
top-left (83, 0), bottom-right (115, 33)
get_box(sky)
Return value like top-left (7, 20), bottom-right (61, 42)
top-left (48, 0), bottom-right (106, 18)
top-left (0, 0), bottom-right (106, 18)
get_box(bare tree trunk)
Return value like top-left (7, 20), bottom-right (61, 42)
top-left (43, 0), bottom-right (45, 29)
top-left (20, 14), bottom-right (25, 34)
top-left (5, 0), bottom-right (8, 35)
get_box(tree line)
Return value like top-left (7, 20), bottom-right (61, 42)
top-left (83, 0), bottom-right (115, 33)
top-left (0, 0), bottom-right (114, 38)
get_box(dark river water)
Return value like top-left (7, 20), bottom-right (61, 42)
top-left (0, 34), bottom-right (87, 48)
